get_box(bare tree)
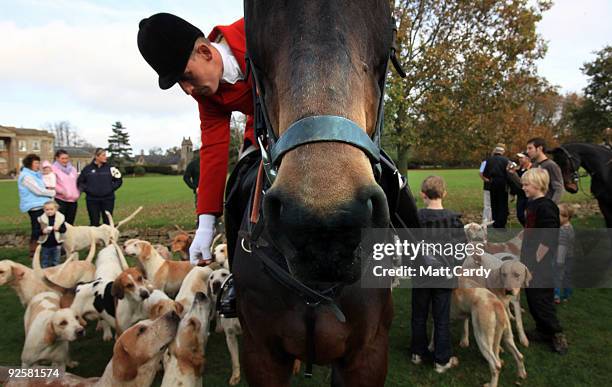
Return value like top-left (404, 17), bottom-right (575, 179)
top-left (44, 121), bottom-right (93, 148)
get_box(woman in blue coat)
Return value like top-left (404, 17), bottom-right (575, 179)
top-left (17, 154), bottom-right (56, 255)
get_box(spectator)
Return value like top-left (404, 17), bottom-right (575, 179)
top-left (507, 152), bottom-right (532, 226)
top-left (37, 200), bottom-right (66, 268)
top-left (77, 148), bottom-right (123, 226)
top-left (554, 203), bottom-right (576, 304)
top-left (41, 161), bottom-right (56, 192)
top-left (483, 144), bottom-right (509, 228)
top-left (478, 156), bottom-right (492, 223)
top-left (183, 150), bottom-right (200, 209)
top-left (17, 154), bottom-right (55, 255)
top-left (525, 137), bottom-right (564, 204)
top-left (411, 176), bottom-right (460, 374)
top-left (520, 168), bottom-right (568, 354)
top-left (52, 149), bottom-right (80, 225)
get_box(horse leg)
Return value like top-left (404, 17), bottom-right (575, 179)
top-left (242, 329), bottom-right (293, 387)
top-left (330, 331), bottom-right (390, 387)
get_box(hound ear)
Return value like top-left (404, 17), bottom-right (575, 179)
top-left (149, 304), bottom-right (163, 320)
top-left (44, 321), bottom-right (56, 345)
top-left (523, 267), bottom-right (532, 287)
top-left (139, 242), bottom-right (152, 261)
top-left (11, 265), bottom-right (26, 280)
top-left (112, 341), bottom-right (138, 381)
top-left (111, 280), bottom-right (124, 299)
top-left (175, 302), bottom-right (184, 317)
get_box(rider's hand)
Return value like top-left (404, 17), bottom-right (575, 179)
top-left (189, 214), bottom-right (216, 265)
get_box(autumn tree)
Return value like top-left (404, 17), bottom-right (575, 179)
top-left (384, 0), bottom-right (552, 171)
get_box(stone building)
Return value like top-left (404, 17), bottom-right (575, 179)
top-left (178, 137), bottom-right (194, 172)
top-left (0, 125), bottom-right (55, 177)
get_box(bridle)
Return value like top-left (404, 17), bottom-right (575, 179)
top-left (241, 15), bottom-right (405, 378)
top-left (557, 145), bottom-right (581, 184)
top-left (245, 19), bottom-right (405, 185)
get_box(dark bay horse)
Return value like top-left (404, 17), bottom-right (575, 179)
top-left (550, 143), bottom-right (612, 227)
top-left (232, 1), bottom-right (399, 386)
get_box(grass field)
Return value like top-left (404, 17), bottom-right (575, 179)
top-left (0, 170), bottom-right (602, 233)
top-left (1, 171), bottom-right (610, 386)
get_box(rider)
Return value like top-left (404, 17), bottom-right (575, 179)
top-left (138, 13), bottom-right (256, 317)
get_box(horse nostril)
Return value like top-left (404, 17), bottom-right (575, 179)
top-left (263, 189), bottom-right (283, 229)
top-left (364, 185), bottom-right (389, 227)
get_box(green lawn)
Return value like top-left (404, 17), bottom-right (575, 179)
top-left (1, 247), bottom-right (611, 386)
top-left (0, 170), bottom-right (602, 233)
top-left (0, 175), bottom-right (198, 233)
top-left (0, 171), bottom-right (610, 386)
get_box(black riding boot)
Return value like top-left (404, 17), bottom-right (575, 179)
top-left (217, 274), bottom-right (237, 318)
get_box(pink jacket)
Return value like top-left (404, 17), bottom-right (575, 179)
top-left (52, 163), bottom-right (80, 202)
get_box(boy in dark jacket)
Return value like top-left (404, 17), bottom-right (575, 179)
top-left (411, 176), bottom-right (461, 373)
top-left (37, 200), bottom-right (67, 268)
top-left (520, 168), bottom-right (568, 354)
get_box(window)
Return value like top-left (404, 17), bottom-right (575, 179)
top-left (31, 140), bottom-right (40, 152)
top-left (0, 140), bottom-right (5, 151)
top-left (18, 140), bottom-right (27, 152)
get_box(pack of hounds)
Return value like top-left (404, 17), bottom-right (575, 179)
top-left (0, 209), bottom-right (240, 386)
top-left (0, 209), bottom-right (533, 387)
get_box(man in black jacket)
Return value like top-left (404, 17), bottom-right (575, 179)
top-left (182, 151), bottom-right (200, 208)
top-left (77, 149), bottom-right (123, 226)
top-left (483, 144), bottom-right (509, 228)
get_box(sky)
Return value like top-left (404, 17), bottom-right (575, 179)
top-left (0, 0), bottom-right (610, 154)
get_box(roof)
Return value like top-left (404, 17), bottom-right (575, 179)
top-left (138, 154), bottom-right (181, 165)
top-left (0, 125), bottom-right (54, 138)
top-left (59, 146), bottom-right (98, 158)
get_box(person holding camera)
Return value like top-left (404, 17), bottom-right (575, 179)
top-left (507, 152), bottom-right (532, 226)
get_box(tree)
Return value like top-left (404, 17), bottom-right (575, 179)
top-left (384, 0), bottom-right (552, 171)
top-left (107, 121), bottom-right (133, 165)
top-left (44, 121), bottom-right (93, 147)
top-left (148, 147), bottom-right (163, 156)
top-left (229, 113), bottom-right (246, 171)
top-left (570, 46), bottom-right (611, 142)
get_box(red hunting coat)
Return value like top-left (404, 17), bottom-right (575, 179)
top-left (194, 18), bottom-right (255, 215)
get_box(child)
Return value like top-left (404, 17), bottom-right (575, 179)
top-left (411, 176), bottom-right (461, 373)
top-left (41, 161), bottom-right (56, 192)
top-left (520, 168), bottom-right (568, 354)
top-left (554, 203), bottom-right (576, 303)
top-left (37, 200), bottom-right (66, 268)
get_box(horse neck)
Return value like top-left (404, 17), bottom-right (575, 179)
top-left (570, 144), bottom-right (611, 178)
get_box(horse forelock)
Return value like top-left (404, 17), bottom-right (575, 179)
top-left (246, 0), bottom-right (392, 134)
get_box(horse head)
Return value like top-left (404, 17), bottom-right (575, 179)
top-left (549, 146), bottom-right (580, 193)
top-left (245, 1), bottom-right (393, 284)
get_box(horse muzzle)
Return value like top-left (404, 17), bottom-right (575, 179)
top-left (263, 183), bottom-right (389, 284)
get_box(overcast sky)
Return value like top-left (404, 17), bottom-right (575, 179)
top-left (1, 0), bottom-right (610, 154)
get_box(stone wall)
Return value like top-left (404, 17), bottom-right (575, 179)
top-left (0, 228), bottom-right (184, 249)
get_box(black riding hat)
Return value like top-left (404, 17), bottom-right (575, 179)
top-left (137, 13), bottom-right (204, 90)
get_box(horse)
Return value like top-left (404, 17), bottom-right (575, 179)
top-left (549, 143), bottom-right (612, 228)
top-left (227, 1), bottom-right (414, 386)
